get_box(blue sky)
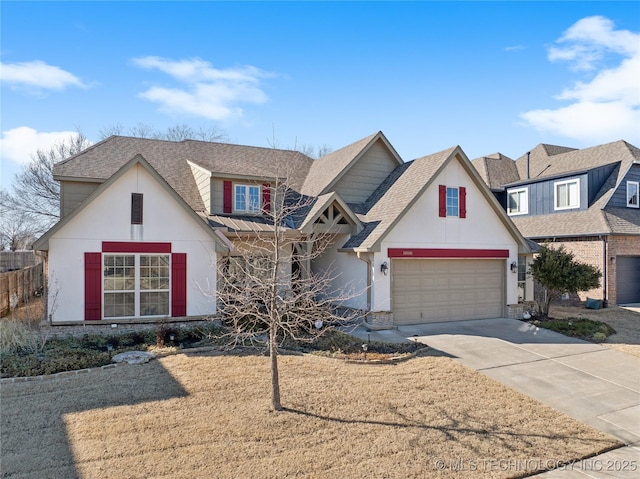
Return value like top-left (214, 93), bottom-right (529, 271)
top-left (1, 1), bottom-right (639, 189)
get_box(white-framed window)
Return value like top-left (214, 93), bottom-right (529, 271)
top-left (446, 187), bottom-right (459, 217)
top-left (234, 184), bottom-right (261, 213)
top-left (507, 187), bottom-right (528, 215)
top-left (554, 179), bottom-right (580, 210)
top-left (103, 254), bottom-right (170, 318)
top-left (627, 181), bottom-right (639, 208)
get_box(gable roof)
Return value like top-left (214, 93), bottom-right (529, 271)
top-left (301, 131), bottom-right (403, 196)
top-left (298, 192), bottom-right (363, 234)
top-left (471, 153), bottom-right (519, 190)
top-left (54, 136), bottom-right (314, 211)
top-left (476, 140), bottom-right (640, 238)
top-left (343, 146), bottom-right (531, 253)
top-left (514, 140), bottom-right (635, 185)
top-left (34, 154), bottom-right (231, 252)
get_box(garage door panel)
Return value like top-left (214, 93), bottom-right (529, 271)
top-left (392, 259), bottom-right (504, 324)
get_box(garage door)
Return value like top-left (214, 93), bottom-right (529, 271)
top-left (392, 259), bottom-right (504, 325)
top-left (616, 256), bottom-right (640, 304)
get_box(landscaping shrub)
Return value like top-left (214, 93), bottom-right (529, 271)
top-left (534, 317), bottom-right (616, 342)
top-left (0, 322), bottom-right (423, 378)
top-left (0, 319), bottom-right (33, 354)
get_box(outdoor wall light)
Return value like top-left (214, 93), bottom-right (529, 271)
top-left (510, 261), bottom-right (518, 273)
top-left (380, 261), bottom-right (389, 275)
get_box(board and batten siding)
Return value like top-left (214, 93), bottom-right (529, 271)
top-left (507, 173), bottom-right (589, 216)
top-left (608, 164), bottom-right (640, 208)
top-left (60, 181), bottom-right (100, 217)
top-left (188, 161), bottom-right (212, 215)
top-left (332, 139), bottom-right (399, 204)
top-left (587, 163), bottom-right (618, 205)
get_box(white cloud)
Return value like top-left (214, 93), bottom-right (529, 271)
top-left (131, 56), bottom-right (273, 120)
top-left (0, 127), bottom-right (79, 166)
top-left (521, 16), bottom-right (640, 145)
top-left (521, 101), bottom-right (639, 144)
top-left (0, 60), bottom-right (87, 91)
top-left (504, 45), bottom-right (525, 52)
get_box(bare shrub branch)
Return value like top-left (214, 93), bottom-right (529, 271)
top-left (213, 148), bottom-right (362, 411)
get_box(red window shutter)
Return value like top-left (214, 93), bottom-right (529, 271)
top-left (262, 183), bottom-right (271, 214)
top-left (171, 253), bottom-right (187, 317)
top-left (223, 180), bottom-right (232, 214)
top-left (438, 185), bottom-right (447, 217)
top-left (460, 186), bottom-right (467, 218)
top-left (84, 252), bottom-right (102, 321)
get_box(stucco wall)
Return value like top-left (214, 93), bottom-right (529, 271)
top-left (47, 164), bottom-right (219, 322)
top-left (375, 158), bottom-right (519, 312)
top-left (311, 234), bottom-right (368, 310)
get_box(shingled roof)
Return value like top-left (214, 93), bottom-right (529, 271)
top-left (510, 194), bottom-right (612, 238)
top-left (343, 147), bottom-right (456, 250)
top-left (471, 153), bottom-right (519, 189)
top-left (473, 140), bottom-right (640, 238)
top-left (514, 141), bottom-right (636, 185)
top-left (54, 136), bottom-right (314, 212)
top-left (300, 131), bottom-right (402, 197)
top-left (343, 146), bottom-right (529, 252)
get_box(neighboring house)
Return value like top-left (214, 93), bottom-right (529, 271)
top-left (473, 140), bottom-right (640, 305)
top-left (34, 131), bottom-right (531, 326)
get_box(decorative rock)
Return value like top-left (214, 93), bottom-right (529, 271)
top-left (112, 351), bottom-right (155, 365)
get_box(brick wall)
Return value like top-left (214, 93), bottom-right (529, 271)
top-left (538, 239), bottom-right (605, 301)
top-left (607, 235), bottom-right (640, 304)
top-left (536, 235), bottom-right (640, 305)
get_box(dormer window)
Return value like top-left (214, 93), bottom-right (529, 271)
top-left (234, 184), bottom-right (261, 213)
top-left (628, 181), bottom-right (639, 208)
top-left (507, 187), bottom-right (528, 215)
top-left (554, 179), bottom-right (580, 210)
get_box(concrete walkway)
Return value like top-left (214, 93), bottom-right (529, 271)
top-left (349, 318), bottom-right (640, 477)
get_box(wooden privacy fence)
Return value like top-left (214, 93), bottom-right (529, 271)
top-left (0, 263), bottom-right (44, 317)
top-left (0, 251), bottom-right (39, 273)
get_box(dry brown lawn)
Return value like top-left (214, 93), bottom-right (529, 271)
top-left (550, 304), bottom-right (640, 357)
top-left (1, 351), bottom-right (620, 479)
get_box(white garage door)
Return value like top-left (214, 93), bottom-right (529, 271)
top-left (392, 259), bottom-right (504, 325)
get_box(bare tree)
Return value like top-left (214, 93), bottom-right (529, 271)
top-left (295, 143), bottom-right (333, 159)
top-left (5, 132), bottom-right (91, 233)
top-left (0, 191), bottom-right (38, 250)
top-left (99, 123), bottom-right (227, 142)
top-left (216, 156), bottom-right (360, 411)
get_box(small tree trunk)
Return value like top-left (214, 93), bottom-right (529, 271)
top-left (269, 323), bottom-right (282, 411)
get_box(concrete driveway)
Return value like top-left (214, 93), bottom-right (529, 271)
top-left (351, 318), bottom-right (640, 476)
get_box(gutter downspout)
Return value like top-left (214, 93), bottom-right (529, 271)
top-left (601, 235), bottom-right (608, 308)
top-left (356, 251), bottom-right (372, 314)
top-left (526, 152), bottom-right (530, 180)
